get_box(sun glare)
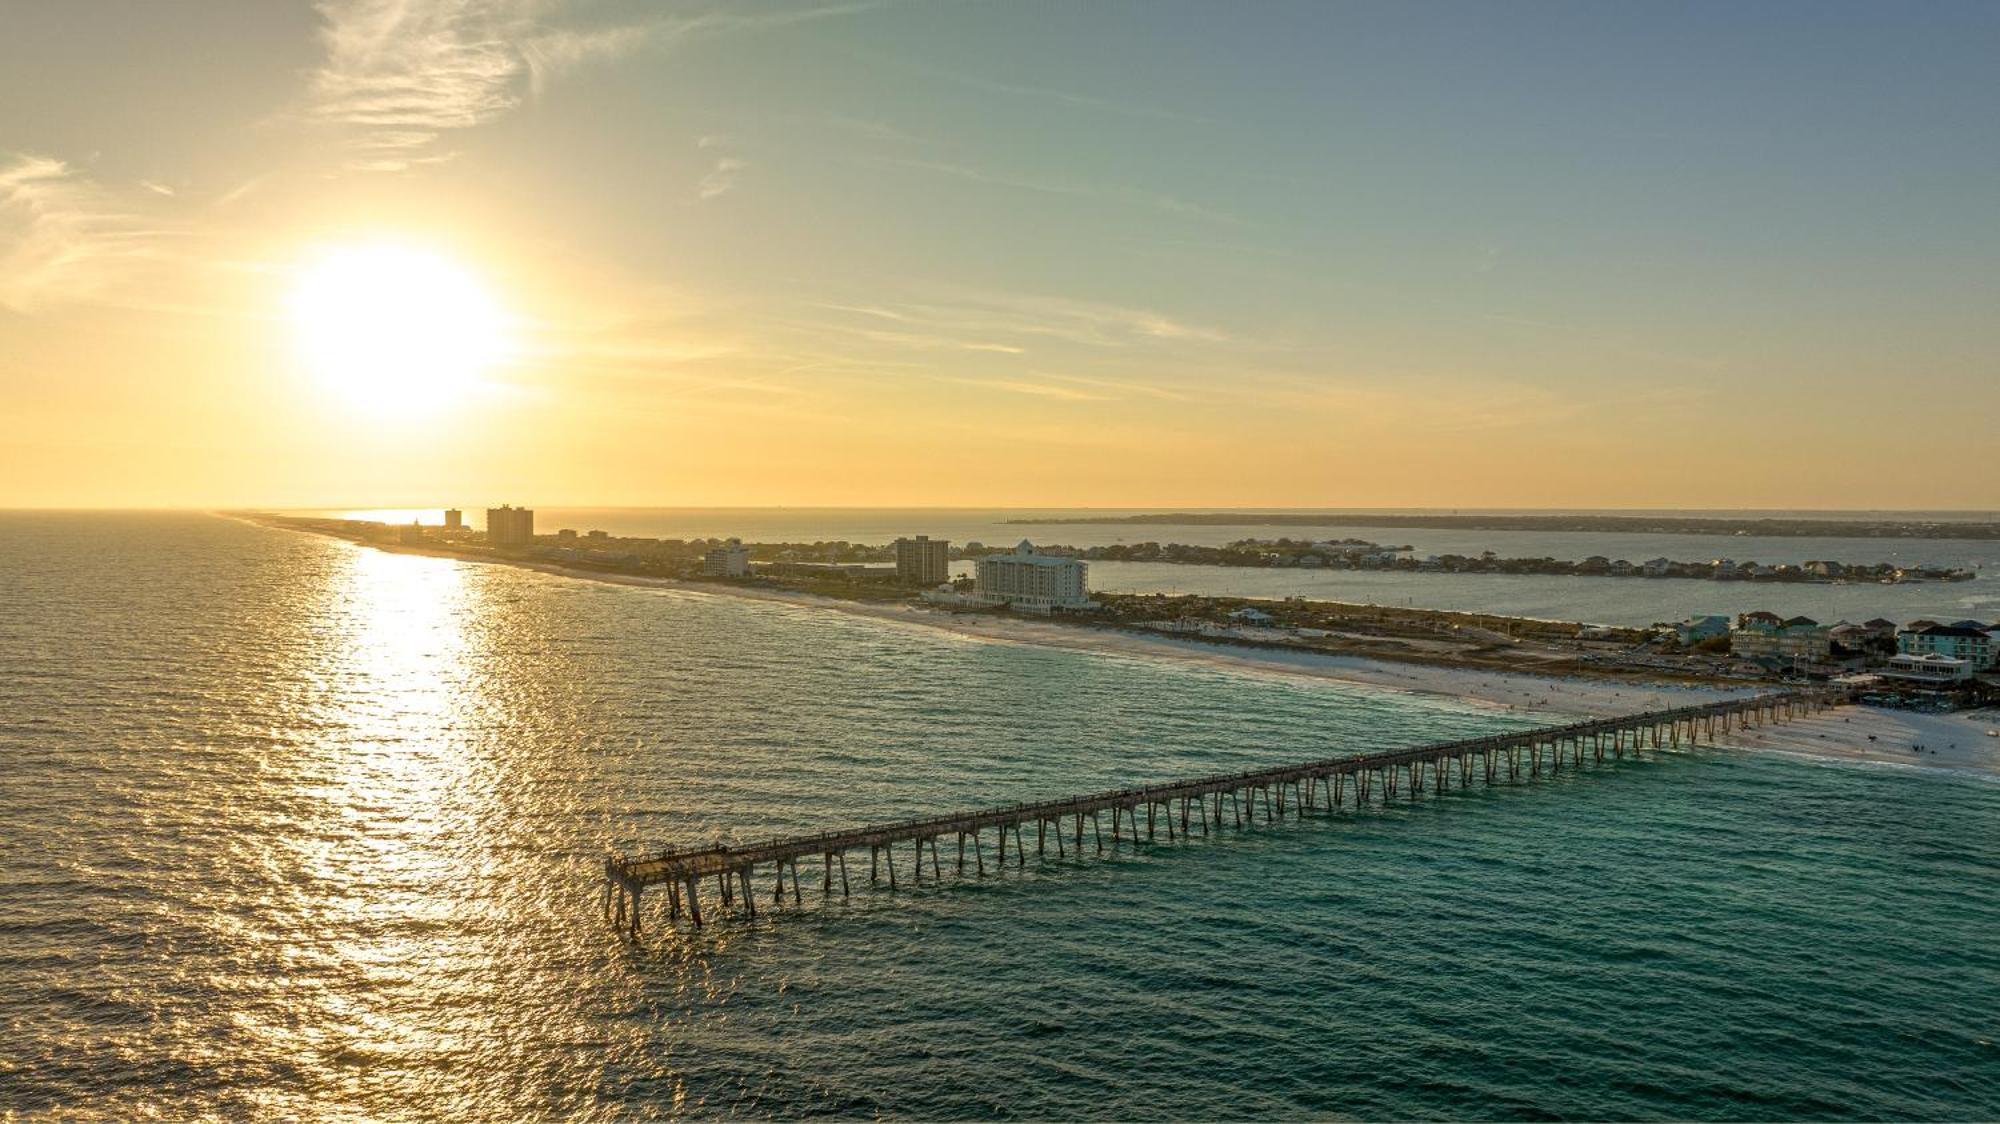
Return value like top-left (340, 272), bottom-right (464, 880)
top-left (290, 245), bottom-right (512, 414)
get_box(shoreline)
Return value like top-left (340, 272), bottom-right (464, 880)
top-left (244, 517), bottom-right (2000, 777)
top-left (275, 525), bottom-right (1730, 717)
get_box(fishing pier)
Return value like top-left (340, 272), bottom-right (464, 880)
top-left (604, 690), bottom-right (1834, 934)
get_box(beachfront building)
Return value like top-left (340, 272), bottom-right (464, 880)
top-left (1827, 618), bottom-right (1896, 657)
top-left (1229, 606), bottom-right (1277, 627)
top-left (1883, 652), bottom-right (1977, 684)
top-left (1897, 622), bottom-right (1995, 670)
top-left (1676, 614), bottom-right (1731, 647)
top-left (1731, 613), bottom-right (1831, 667)
top-left (894, 535), bottom-right (950, 585)
top-left (486, 504), bottom-right (535, 548)
top-left (702, 538), bottom-right (751, 578)
top-left (444, 508), bottom-right (463, 530)
top-left (976, 540), bottom-right (1094, 613)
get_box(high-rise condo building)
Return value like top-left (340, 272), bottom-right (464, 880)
top-left (702, 538), bottom-right (751, 577)
top-left (894, 535), bottom-right (950, 585)
top-left (486, 505), bottom-right (535, 548)
top-left (975, 540), bottom-right (1093, 613)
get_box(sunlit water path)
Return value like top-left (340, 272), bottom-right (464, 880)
top-left (2, 514), bottom-right (1996, 1119)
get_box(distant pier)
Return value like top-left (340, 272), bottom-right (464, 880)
top-left (604, 691), bottom-right (1834, 934)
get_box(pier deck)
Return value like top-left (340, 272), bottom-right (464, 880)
top-left (604, 690), bottom-right (1834, 933)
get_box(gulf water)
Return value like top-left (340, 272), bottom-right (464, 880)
top-left (2, 513), bottom-right (1996, 1119)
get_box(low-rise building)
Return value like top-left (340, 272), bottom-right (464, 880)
top-left (1677, 614), bottom-right (1731, 646)
top-left (1731, 613), bottom-right (1831, 667)
top-left (1229, 607), bottom-right (1277, 627)
top-left (761, 560), bottom-right (892, 579)
top-left (1883, 652), bottom-right (1976, 684)
top-left (702, 538), bottom-right (751, 577)
top-left (1898, 623), bottom-right (1995, 670)
top-left (976, 540), bottom-right (1093, 613)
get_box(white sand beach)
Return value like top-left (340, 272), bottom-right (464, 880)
top-left (1713, 706), bottom-right (2000, 776)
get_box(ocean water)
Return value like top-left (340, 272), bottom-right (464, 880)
top-left (2, 512), bottom-right (1997, 1120)
top-left (322, 507), bottom-right (2000, 626)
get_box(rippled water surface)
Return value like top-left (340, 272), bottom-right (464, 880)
top-left (2, 513), bottom-right (1996, 1119)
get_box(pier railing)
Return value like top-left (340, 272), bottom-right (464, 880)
top-left (603, 689), bottom-right (1836, 933)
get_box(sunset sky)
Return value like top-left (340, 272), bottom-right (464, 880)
top-left (4, 1), bottom-right (1998, 509)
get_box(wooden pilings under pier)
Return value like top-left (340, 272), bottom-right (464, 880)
top-left (603, 690), bottom-right (1837, 935)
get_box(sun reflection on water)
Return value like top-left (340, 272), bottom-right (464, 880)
top-left (268, 544), bottom-right (520, 1113)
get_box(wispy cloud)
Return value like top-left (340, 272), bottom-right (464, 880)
top-left (793, 309), bottom-right (1035, 355)
top-left (934, 289), bottom-right (1228, 346)
top-left (308, 0), bottom-right (536, 170)
top-left (309, 0), bottom-right (887, 171)
top-left (941, 376), bottom-right (1111, 402)
top-left (699, 156), bottom-right (747, 200)
top-left (1028, 371), bottom-right (1195, 402)
top-left (0, 155), bottom-right (181, 313)
top-left (941, 370), bottom-right (1198, 404)
top-left (696, 136), bottom-right (747, 200)
top-left (811, 289), bottom-right (1228, 350)
top-left (519, 22), bottom-right (653, 96)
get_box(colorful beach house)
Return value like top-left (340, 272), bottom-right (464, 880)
top-left (1676, 615), bottom-right (1731, 646)
top-left (1731, 612), bottom-right (1832, 667)
top-left (1897, 622), bottom-right (1996, 670)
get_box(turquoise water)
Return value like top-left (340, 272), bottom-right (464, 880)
top-left (2, 513), bottom-right (1996, 1119)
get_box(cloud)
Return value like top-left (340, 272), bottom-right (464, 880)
top-left (1028, 371), bottom-right (1194, 402)
top-left (804, 288), bottom-right (1226, 352)
top-left (696, 137), bottom-right (748, 200)
top-left (519, 22), bottom-right (653, 96)
top-left (923, 289), bottom-right (1228, 347)
top-left (309, 0), bottom-right (885, 171)
top-left (941, 377), bottom-right (1111, 402)
top-left (307, 0), bottom-right (535, 169)
top-left (0, 155), bottom-right (180, 313)
top-left (815, 302), bottom-right (909, 322)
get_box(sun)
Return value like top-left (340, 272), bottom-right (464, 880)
top-left (289, 244), bottom-right (513, 414)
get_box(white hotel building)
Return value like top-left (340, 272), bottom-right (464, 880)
top-left (701, 538), bottom-right (751, 577)
top-left (976, 541), bottom-right (1094, 613)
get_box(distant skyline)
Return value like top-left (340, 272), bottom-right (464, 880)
top-left (4, 1), bottom-right (1998, 509)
